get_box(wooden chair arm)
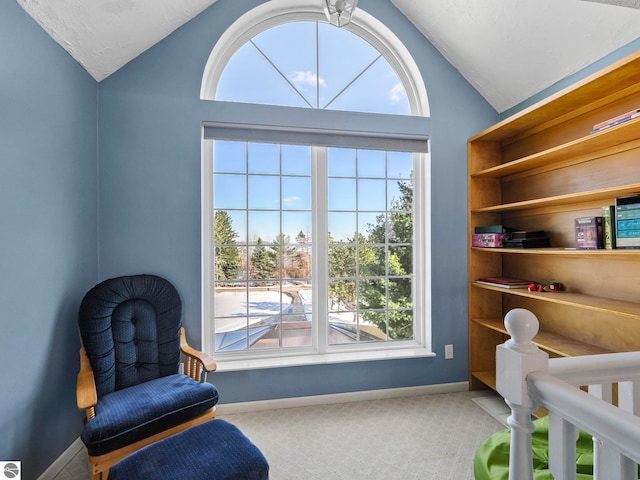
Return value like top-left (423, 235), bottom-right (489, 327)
top-left (77, 347), bottom-right (98, 419)
top-left (180, 328), bottom-right (217, 381)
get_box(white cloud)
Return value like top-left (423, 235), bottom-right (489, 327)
top-left (288, 71), bottom-right (326, 90)
top-left (283, 196), bottom-right (301, 204)
top-left (388, 82), bottom-right (406, 104)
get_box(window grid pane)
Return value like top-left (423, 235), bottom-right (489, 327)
top-left (213, 141), bottom-right (313, 352)
top-left (328, 148), bottom-right (414, 345)
top-left (215, 21), bottom-right (410, 116)
top-left (212, 142), bottom-right (415, 353)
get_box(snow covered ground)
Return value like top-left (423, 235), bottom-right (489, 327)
top-left (215, 290), bottom-right (294, 332)
top-left (214, 287), bottom-right (365, 332)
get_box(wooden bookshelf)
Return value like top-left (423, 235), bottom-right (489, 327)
top-left (471, 118), bottom-right (640, 179)
top-left (471, 183), bottom-right (640, 214)
top-left (468, 49), bottom-right (640, 392)
top-left (471, 283), bottom-right (640, 320)
top-left (471, 318), bottom-right (612, 357)
top-left (469, 315), bottom-right (612, 393)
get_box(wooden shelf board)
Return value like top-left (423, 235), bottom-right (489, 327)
top-left (470, 183), bottom-right (640, 214)
top-left (470, 247), bottom-right (640, 257)
top-left (468, 51), bottom-right (640, 143)
top-left (472, 283), bottom-right (640, 320)
top-left (471, 118), bottom-right (640, 178)
top-left (472, 318), bottom-right (613, 357)
top-left (472, 371), bottom-right (497, 390)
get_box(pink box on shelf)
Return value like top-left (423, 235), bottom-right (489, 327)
top-left (472, 233), bottom-right (506, 248)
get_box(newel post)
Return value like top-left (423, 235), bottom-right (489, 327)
top-left (496, 308), bottom-right (549, 480)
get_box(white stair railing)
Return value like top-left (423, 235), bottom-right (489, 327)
top-left (496, 308), bottom-right (640, 480)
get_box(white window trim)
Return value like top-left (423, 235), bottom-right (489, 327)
top-left (200, 1), bottom-right (432, 370)
top-left (200, 0), bottom-right (430, 117)
top-left (201, 133), bottom-right (432, 371)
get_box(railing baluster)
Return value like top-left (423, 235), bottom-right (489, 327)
top-left (617, 380), bottom-right (640, 479)
top-left (589, 382), bottom-right (614, 479)
top-left (618, 380), bottom-right (640, 415)
top-left (549, 412), bottom-right (578, 480)
top-left (589, 383), bottom-right (613, 403)
top-left (593, 438), bottom-right (623, 479)
top-left (497, 308), bottom-right (549, 480)
top-left (620, 455), bottom-right (638, 480)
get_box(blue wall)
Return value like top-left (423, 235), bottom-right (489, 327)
top-left (0, 2), bottom-right (98, 478)
top-left (3, 0), bottom-right (639, 476)
top-left (97, 0), bottom-right (498, 404)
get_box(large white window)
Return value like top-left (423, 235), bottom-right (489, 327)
top-left (201, 2), bottom-right (431, 368)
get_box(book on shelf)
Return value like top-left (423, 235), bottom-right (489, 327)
top-left (503, 230), bottom-right (551, 248)
top-left (472, 233), bottom-right (505, 247)
top-left (601, 205), bottom-right (616, 249)
top-left (575, 216), bottom-right (603, 249)
top-left (503, 237), bottom-right (551, 248)
top-left (475, 276), bottom-right (534, 289)
top-left (474, 225), bottom-right (513, 234)
top-left (509, 230), bottom-right (547, 240)
top-left (590, 111), bottom-right (640, 134)
top-left (592, 108), bottom-right (640, 131)
top-left (615, 194), bottom-right (640, 249)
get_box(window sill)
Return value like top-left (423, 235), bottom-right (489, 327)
top-left (213, 347), bottom-right (435, 372)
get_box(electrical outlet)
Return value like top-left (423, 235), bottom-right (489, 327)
top-left (445, 344), bottom-right (454, 359)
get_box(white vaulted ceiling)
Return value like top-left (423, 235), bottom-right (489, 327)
top-left (391, 0), bottom-right (640, 112)
top-left (15, 0), bottom-right (640, 112)
top-left (16, 0), bottom-right (219, 83)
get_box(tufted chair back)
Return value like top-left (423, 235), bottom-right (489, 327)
top-left (78, 274), bottom-right (182, 399)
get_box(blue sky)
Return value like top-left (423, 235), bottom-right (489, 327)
top-left (214, 142), bottom-right (413, 243)
top-left (216, 20), bottom-right (409, 114)
top-left (213, 20), bottom-right (412, 245)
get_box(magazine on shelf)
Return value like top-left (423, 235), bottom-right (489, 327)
top-left (475, 276), bottom-right (534, 289)
top-left (592, 108), bottom-right (640, 131)
top-left (590, 110), bottom-right (640, 134)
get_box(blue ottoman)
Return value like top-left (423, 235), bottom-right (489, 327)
top-left (109, 419), bottom-right (269, 480)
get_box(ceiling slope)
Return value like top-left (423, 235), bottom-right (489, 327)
top-left (392, 0), bottom-right (640, 112)
top-left (16, 0), bottom-right (640, 112)
top-left (16, 0), bottom-right (218, 82)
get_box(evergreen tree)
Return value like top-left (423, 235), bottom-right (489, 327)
top-left (328, 233), bottom-right (376, 312)
top-left (359, 179), bottom-right (414, 339)
top-left (213, 210), bottom-right (242, 281)
top-left (292, 230), bottom-right (311, 279)
top-left (250, 237), bottom-right (276, 280)
top-left (328, 233), bottom-right (356, 311)
top-left (269, 234), bottom-right (290, 278)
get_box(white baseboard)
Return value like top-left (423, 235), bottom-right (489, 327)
top-left (38, 436), bottom-right (84, 480)
top-left (216, 381), bottom-right (469, 415)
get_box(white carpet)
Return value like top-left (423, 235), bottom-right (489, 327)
top-left (52, 390), bottom-right (506, 480)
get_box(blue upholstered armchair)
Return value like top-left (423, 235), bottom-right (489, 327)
top-left (76, 274), bottom-right (219, 480)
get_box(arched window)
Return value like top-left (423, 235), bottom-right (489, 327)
top-left (216, 21), bottom-right (410, 115)
top-left (201, 1), bottom-right (431, 367)
top-left (201, 1), bottom-right (429, 116)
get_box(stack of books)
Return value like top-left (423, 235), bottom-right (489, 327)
top-left (590, 108), bottom-right (640, 134)
top-left (472, 225), bottom-right (514, 248)
top-left (475, 276), bottom-right (534, 289)
top-left (503, 230), bottom-right (551, 248)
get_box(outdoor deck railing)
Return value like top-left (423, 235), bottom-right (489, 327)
top-left (496, 308), bottom-right (640, 480)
